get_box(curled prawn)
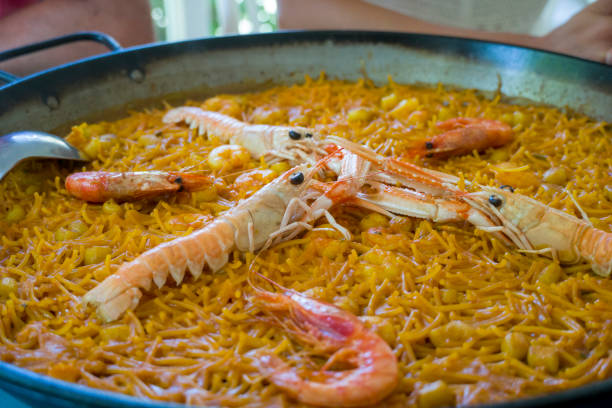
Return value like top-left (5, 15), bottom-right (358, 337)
top-left (65, 171), bottom-right (215, 203)
top-left (410, 117), bottom-right (513, 158)
top-left (163, 107), bottom-right (326, 165)
top-left (250, 277), bottom-right (398, 407)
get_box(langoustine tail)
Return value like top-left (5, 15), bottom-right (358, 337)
top-left (163, 107), bottom-right (245, 142)
top-left (83, 219), bottom-right (235, 321)
top-left (579, 227), bottom-right (612, 277)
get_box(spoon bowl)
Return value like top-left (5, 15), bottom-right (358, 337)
top-left (0, 131), bottom-right (88, 181)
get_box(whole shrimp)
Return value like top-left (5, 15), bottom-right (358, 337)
top-left (65, 171), bottom-right (215, 203)
top-left (163, 107), bottom-right (326, 165)
top-left (250, 278), bottom-right (398, 407)
top-left (84, 153), bottom-right (370, 322)
top-left (409, 117), bottom-right (513, 158)
top-left (330, 136), bottom-right (612, 275)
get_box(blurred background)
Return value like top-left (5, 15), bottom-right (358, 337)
top-left (149, 0), bottom-right (278, 42)
top-left (148, 0), bottom-right (589, 42)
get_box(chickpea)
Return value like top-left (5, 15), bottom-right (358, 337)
top-left (334, 296), bottom-right (359, 315)
top-left (83, 138), bottom-right (101, 159)
top-left (527, 344), bottom-right (559, 374)
top-left (0, 277), bottom-right (18, 297)
top-left (441, 288), bottom-right (457, 304)
top-left (347, 107), bottom-right (374, 122)
top-left (501, 332), bottom-right (530, 360)
top-left (390, 97), bottom-right (419, 119)
top-left (84, 246), bottom-right (112, 265)
top-left (537, 263), bottom-right (562, 284)
top-left (488, 149), bottom-right (510, 163)
top-left (418, 380), bottom-right (455, 408)
top-left (207, 144), bottom-right (250, 172)
top-left (321, 240), bottom-right (349, 260)
top-left (429, 321), bottom-right (475, 347)
top-left (68, 220), bottom-right (89, 235)
top-left (137, 134), bottom-right (160, 147)
top-left (6, 204), bottom-right (25, 223)
top-left (381, 93), bottom-right (399, 110)
top-left (437, 106), bottom-right (454, 121)
top-left (102, 200), bottom-right (123, 216)
top-left (543, 167), bottom-right (568, 185)
top-left (54, 227), bottom-right (76, 242)
top-left (100, 324), bottom-right (130, 342)
top-left (360, 213), bottom-right (389, 230)
top-left (360, 316), bottom-right (397, 346)
top-left (406, 110), bottom-right (428, 126)
top-left (269, 162), bottom-right (291, 175)
top-left (192, 185), bottom-right (218, 203)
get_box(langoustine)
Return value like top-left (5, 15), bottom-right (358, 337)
top-left (330, 136), bottom-right (612, 276)
top-left (83, 151), bottom-right (370, 322)
top-left (163, 107), bottom-right (327, 165)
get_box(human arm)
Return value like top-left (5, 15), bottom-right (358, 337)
top-left (277, 0), bottom-right (612, 64)
top-left (0, 0), bottom-right (154, 77)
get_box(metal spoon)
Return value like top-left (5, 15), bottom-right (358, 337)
top-left (0, 131), bottom-right (88, 181)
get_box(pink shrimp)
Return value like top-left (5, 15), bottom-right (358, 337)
top-left (250, 284), bottom-right (398, 407)
top-left (65, 171), bottom-right (215, 203)
top-left (409, 117), bottom-right (513, 158)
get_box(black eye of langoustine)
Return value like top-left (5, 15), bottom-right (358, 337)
top-left (425, 141), bottom-right (434, 150)
top-left (288, 130), bottom-right (302, 140)
top-left (290, 172), bottom-right (304, 185)
top-left (489, 195), bottom-right (503, 207)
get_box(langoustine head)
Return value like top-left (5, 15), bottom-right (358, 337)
top-left (467, 186), bottom-right (611, 276)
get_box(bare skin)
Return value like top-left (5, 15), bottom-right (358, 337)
top-left (278, 0), bottom-right (612, 64)
top-left (0, 0), bottom-right (154, 77)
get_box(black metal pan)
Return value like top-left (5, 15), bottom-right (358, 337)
top-left (0, 31), bottom-right (610, 408)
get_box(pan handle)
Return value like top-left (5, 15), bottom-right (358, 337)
top-left (0, 31), bottom-right (122, 84)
